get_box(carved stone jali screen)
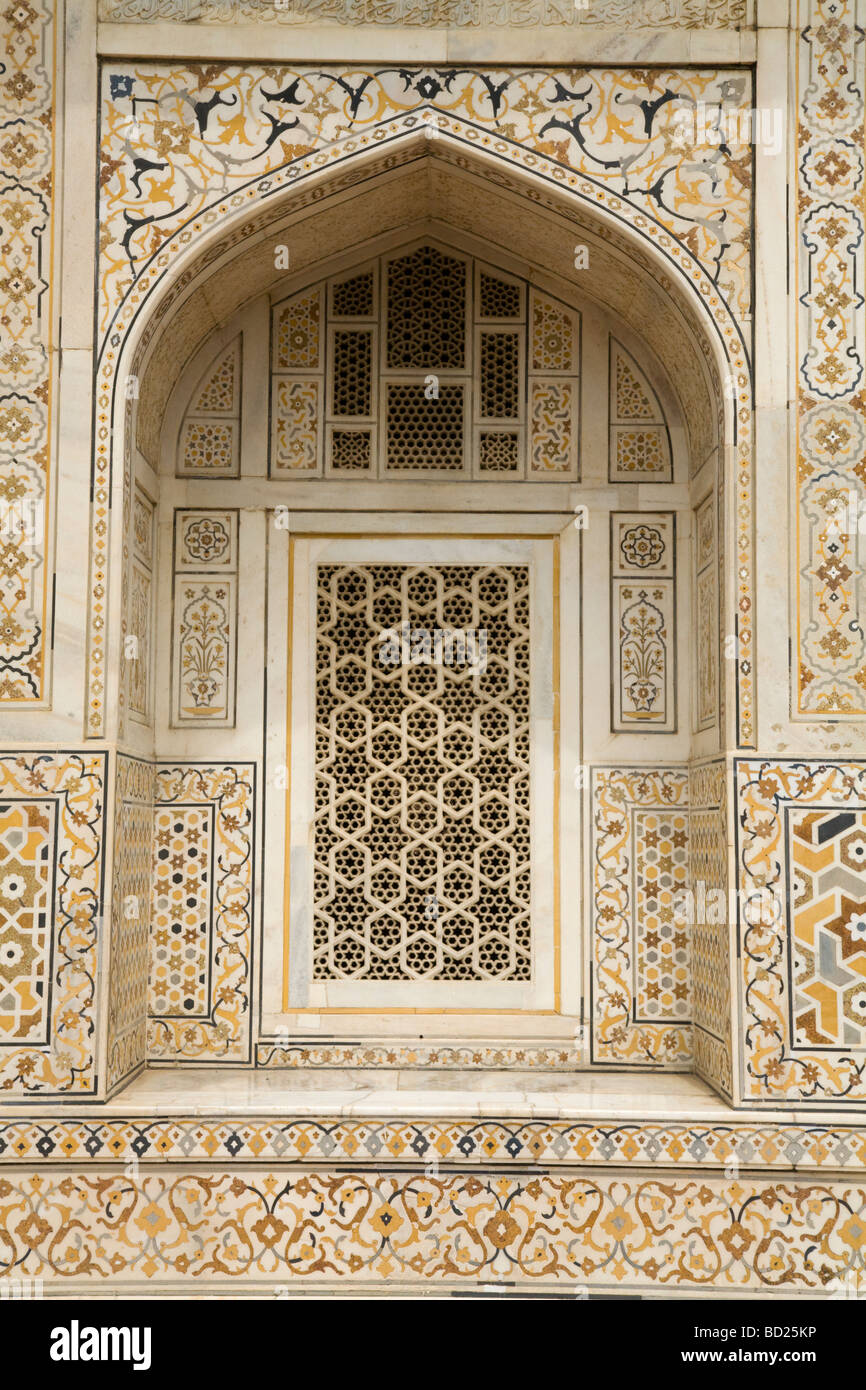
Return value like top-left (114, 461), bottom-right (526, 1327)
top-left (275, 534), bottom-right (570, 1025)
top-left (313, 561), bottom-right (531, 983)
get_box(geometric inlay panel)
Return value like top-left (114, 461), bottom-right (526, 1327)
top-left (313, 563), bottom-right (531, 981)
top-left (790, 808), bottom-right (866, 1050)
top-left (737, 759), bottom-right (866, 1104)
top-left (177, 338), bottom-right (241, 477)
top-left (633, 809), bottom-right (690, 1022)
top-left (591, 766), bottom-right (691, 1066)
top-left (689, 759), bottom-right (731, 1099)
top-left (0, 753), bottom-right (107, 1095)
top-left (147, 764), bottom-right (254, 1063)
top-left (107, 756), bottom-right (152, 1094)
top-left (149, 805), bottom-right (213, 1020)
top-left (608, 339), bottom-right (672, 483)
top-left (0, 801), bottom-right (55, 1044)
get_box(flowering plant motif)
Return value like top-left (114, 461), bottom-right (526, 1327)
top-left (178, 585), bottom-right (230, 716)
top-left (620, 588), bottom-right (666, 716)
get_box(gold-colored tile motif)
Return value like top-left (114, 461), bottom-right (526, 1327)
top-left (276, 292), bottom-right (321, 370)
top-left (1, 1170), bottom-right (863, 1292)
top-left (614, 348), bottom-right (655, 419)
top-left (272, 379), bottom-right (319, 472)
top-left (192, 342), bottom-right (238, 412)
top-left (529, 381), bottom-right (574, 474)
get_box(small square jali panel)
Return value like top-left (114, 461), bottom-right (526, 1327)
top-left (790, 808), bottom-right (866, 1050)
top-left (0, 801), bottom-right (55, 1044)
top-left (149, 805), bottom-right (213, 1018)
top-left (314, 562), bottom-right (531, 981)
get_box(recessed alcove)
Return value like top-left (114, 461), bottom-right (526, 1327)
top-left (103, 137), bottom-right (733, 1098)
top-left (8, 21), bottom-right (866, 1298)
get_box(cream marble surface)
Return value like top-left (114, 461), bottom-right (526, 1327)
top-left (3, 1067), bottom-right (852, 1125)
top-left (95, 23), bottom-right (758, 68)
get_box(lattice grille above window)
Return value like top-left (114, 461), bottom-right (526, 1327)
top-left (386, 245), bottom-right (467, 370)
top-left (269, 242), bottom-right (582, 480)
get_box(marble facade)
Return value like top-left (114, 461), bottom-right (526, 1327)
top-left (2, 0), bottom-right (866, 1298)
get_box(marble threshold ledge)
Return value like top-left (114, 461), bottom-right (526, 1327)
top-left (2, 1069), bottom-right (862, 1127)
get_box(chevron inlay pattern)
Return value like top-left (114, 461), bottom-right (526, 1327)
top-left (790, 809), bottom-right (866, 1050)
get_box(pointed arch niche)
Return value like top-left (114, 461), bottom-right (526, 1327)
top-left (114, 141), bottom-right (734, 1081)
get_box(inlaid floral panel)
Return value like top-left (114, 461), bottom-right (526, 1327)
top-left (796, 0), bottom-right (866, 715)
top-left (611, 514), bottom-right (677, 733)
top-left (0, 0), bottom-right (56, 703)
top-left (1, 1169), bottom-right (863, 1294)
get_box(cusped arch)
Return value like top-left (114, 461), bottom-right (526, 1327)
top-left (117, 130), bottom-right (738, 471)
top-left (93, 124), bottom-right (754, 742)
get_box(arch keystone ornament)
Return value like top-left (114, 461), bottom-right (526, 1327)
top-left (92, 62), bottom-right (755, 743)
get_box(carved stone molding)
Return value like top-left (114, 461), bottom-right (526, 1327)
top-left (97, 0), bottom-right (750, 28)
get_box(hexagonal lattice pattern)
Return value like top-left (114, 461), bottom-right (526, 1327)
top-left (313, 562), bottom-right (531, 981)
top-left (385, 383), bottom-right (465, 469)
